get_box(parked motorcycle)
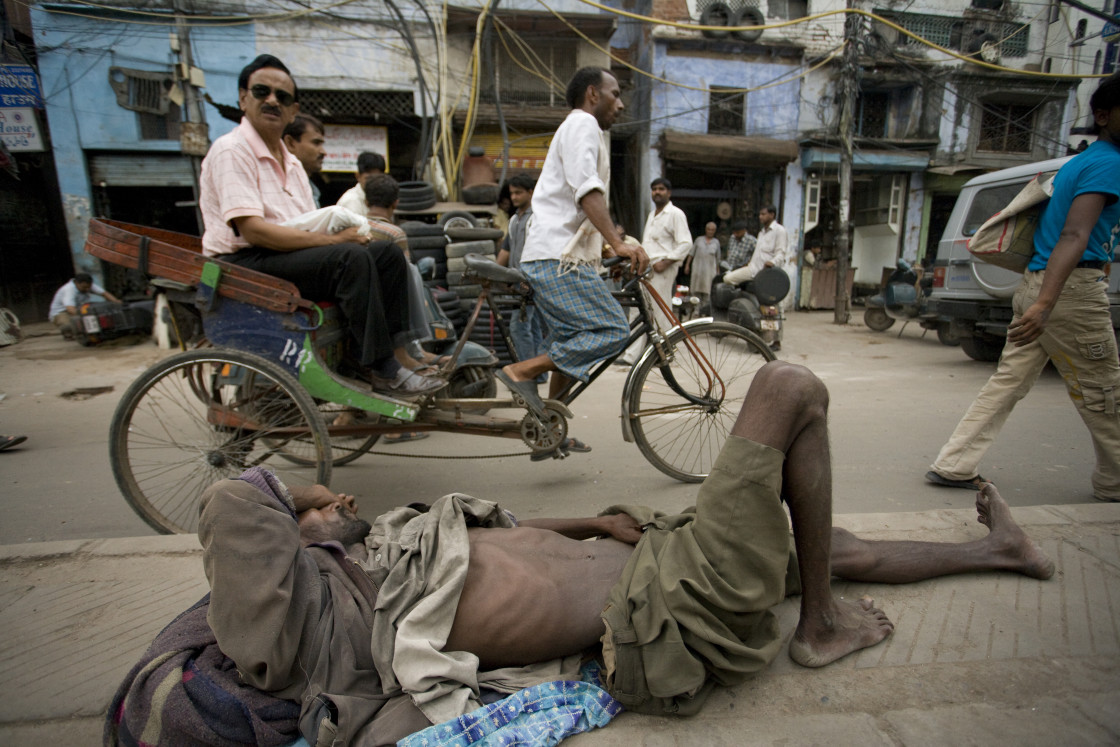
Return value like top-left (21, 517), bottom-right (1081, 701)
top-left (864, 258), bottom-right (959, 346)
top-left (710, 265), bottom-right (790, 350)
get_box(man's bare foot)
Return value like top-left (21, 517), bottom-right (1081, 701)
top-left (975, 483), bottom-right (1055, 580)
top-left (789, 596), bottom-right (894, 668)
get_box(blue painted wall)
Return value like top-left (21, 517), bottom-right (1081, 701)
top-left (647, 45), bottom-right (801, 141)
top-left (32, 7), bottom-right (251, 274)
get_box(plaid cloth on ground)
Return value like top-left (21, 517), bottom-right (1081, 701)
top-left (397, 662), bottom-right (621, 747)
top-left (520, 260), bottom-right (628, 382)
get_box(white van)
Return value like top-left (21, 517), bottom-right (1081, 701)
top-left (928, 156), bottom-right (1120, 361)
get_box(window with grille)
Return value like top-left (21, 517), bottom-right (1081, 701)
top-left (977, 103), bottom-right (1034, 153)
top-left (708, 87), bottom-right (745, 135)
top-left (856, 91), bottom-right (890, 137)
top-left (108, 67), bottom-right (182, 141)
top-left (875, 11), bottom-right (1029, 57)
top-left (298, 90), bottom-right (415, 119)
top-left (481, 39), bottom-right (578, 107)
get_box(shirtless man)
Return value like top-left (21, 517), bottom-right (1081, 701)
top-left (205, 361), bottom-right (1054, 741)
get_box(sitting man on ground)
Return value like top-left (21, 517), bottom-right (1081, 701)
top-left (336, 151), bottom-right (387, 216)
top-left (199, 54), bottom-right (441, 396)
top-left (200, 360), bottom-right (1055, 745)
top-left (48, 273), bottom-right (121, 340)
top-left (494, 67), bottom-right (648, 432)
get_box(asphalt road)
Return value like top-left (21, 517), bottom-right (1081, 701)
top-left (0, 311), bottom-right (1097, 544)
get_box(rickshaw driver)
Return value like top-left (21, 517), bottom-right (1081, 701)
top-left (198, 54), bottom-right (442, 396)
top-left (494, 67), bottom-right (649, 426)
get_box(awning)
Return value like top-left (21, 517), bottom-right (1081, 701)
top-left (801, 147), bottom-right (930, 172)
top-left (88, 153), bottom-right (195, 188)
top-left (659, 130), bottom-right (799, 170)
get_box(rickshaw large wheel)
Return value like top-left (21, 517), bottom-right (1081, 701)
top-left (626, 322), bottom-right (774, 483)
top-left (110, 349), bottom-right (331, 534)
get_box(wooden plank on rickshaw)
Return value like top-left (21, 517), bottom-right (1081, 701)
top-left (84, 218), bottom-right (314, 314)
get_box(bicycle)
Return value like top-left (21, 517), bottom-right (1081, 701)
top-left (90, 219), bottom-right (775, 533)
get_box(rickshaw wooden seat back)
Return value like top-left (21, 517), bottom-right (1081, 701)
top-left (84, 219), bottom-right (419, 421)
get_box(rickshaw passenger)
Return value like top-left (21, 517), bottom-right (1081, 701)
top-left (198, 54), bottom-right (442, 397)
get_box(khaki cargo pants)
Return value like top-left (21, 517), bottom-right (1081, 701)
top-left (933, 268), bottom-right (1120, 501)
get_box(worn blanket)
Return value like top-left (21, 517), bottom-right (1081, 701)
top-left (105, 593), bottom-right (301, 747)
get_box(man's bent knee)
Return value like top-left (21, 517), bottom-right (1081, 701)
top-left (753, 361), bottom-right (829, 413)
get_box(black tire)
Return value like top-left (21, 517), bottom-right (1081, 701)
top-left (400, 221), bottom-right (444, 237)
top-left (446, 271), bottom-right (466, 286)
top-left (731, 6), bottom-right (764, 42)
top-left (398, 180), bottom-right (435, 199)
top-left (864, 307), bottom-right (895, 332)
top-left (446, 240), bottom-right (497, 258)
top-left (110, 349), bottom-right (331, 534)
top-left (439, 210), bottom-right (479, 229)
top-left (407, 235), bottom-right (449, 250)
top-left (937, 323), bottom-right (961, 347)
top-left (699, 2), bottom-right (733, 38)
top-left (627, 322), bottom-right (774, 482)
top-left (960, 334), bottom-right (1004, 362)
top-left (431, 289), bottom-right (459, 305)
top-left (445, 364), bottom-right (498, 402)
top-left (462, 183), bottom-right (499, 205)
top-left (446, 226), bottom-right (505, 242)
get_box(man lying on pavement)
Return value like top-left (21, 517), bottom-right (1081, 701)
top-left (199, 361), bottom-right (1055, 745)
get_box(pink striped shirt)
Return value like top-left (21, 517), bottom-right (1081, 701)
top-left (200, 118), bottom-right (315, 257)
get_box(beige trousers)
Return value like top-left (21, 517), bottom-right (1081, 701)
top-left (933, 268), bottom-right (1120, 501)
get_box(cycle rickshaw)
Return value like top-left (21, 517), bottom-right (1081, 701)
top-left (86, 218), bottom-right (776, 534)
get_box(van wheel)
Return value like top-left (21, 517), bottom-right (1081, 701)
top-left (960, 334), bottom-right (1003, 362)
top-left (937, 323), bottom-right (960, 347)
top-left (863, 307), bottom-right (895, 332)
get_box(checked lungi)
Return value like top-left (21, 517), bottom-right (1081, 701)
top-left (520, 259), bottom-right (629, 382)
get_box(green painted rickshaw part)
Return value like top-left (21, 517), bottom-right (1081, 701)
top-left (296, 337), bottom-right (419, 421)
top-left (200, 261), bottom-right (222, 288)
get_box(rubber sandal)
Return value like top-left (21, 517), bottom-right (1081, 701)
top-left (0, 435), bottom-right (27, 451)
top-left (925, 471), bottom-right (987, 490)
top-left (494, 369), bottom-right (548, 422)
top-left (564, 438), bottom-right (591, 453)
top-left (383, 432), bottom-right (430, 444)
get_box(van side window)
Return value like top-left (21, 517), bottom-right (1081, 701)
top-left (962, 183), bottom-right (1025, 236)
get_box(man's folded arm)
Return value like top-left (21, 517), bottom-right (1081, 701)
top-left (198, 479), bottom-right (323, 694)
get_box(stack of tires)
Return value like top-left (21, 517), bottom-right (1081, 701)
top-left (444, 225), bottom-right (504, 299)
top-left (444, 225), bottom-right (516, 365)
top-left (402, 221), bottom-right (449, 284)
top-left (396, 181), bottom-right (437, 212)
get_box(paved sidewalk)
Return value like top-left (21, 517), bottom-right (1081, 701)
top-left (2, 503), bottom-right (1118, 746)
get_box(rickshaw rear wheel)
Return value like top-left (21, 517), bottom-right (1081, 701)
top-left (110, 349), bottom-right (331, 534)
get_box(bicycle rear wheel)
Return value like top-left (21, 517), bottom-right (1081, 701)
top-left (110, 349), bottom-right (331, 534)
top-left (627, 322), bottom-right (775, 482)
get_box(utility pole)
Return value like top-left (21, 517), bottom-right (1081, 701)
top-left (833, 5), bottom-right (859, 324)
top-left (173, 1), bottom-right (208, 234)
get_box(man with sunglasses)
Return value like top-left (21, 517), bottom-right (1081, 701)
top-left (199, 54), bottom-right (441, 396)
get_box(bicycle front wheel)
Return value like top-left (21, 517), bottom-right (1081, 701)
top-left (110, 349), bottom-right (331, 534)
top-left (627, 322), bottom-right (775, 482)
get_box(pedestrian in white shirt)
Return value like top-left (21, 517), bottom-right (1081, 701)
top-left (495, 67), bottom-right (648, 458)
top-left (724, 205), bottom-right (788, 285)
top-left (336, 152), bottom-right (387, 217)
top-left (618, 178), bottom-right (692, 364)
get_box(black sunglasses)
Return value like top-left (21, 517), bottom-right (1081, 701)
top-left (249, 84), bottom-right (296, 107)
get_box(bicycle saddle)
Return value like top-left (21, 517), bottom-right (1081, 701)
top-left (463, 253), bottom-right (528, 285)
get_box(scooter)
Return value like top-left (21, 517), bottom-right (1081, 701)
top-left (710, 264), bottom-right (790, 350)
top-left (864, 258), bottom-right (959, 346)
